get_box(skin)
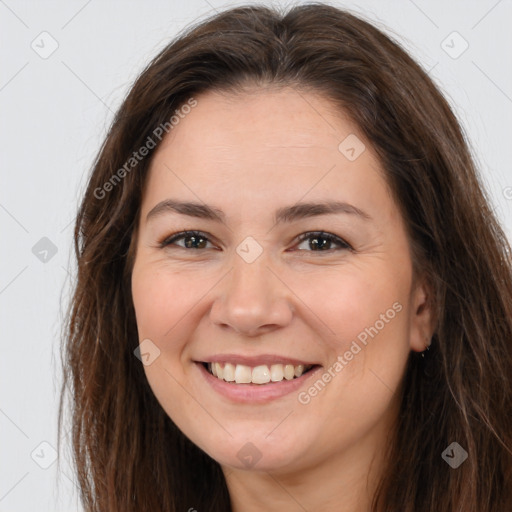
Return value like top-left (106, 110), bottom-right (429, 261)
top-left (131, 86), bottom-right (434, 511)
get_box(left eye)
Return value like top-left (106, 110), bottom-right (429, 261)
top-left (293, 231), bottom-right (352, 252)
top-left (159, 230), bottom-right (352, 253)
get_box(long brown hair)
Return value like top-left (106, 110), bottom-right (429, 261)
top-left (58, 3), bottom-right (512, 510)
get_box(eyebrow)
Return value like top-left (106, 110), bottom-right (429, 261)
top-left (146, 199), bottom-right (372, 225)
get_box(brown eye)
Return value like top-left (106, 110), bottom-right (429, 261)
top-left (293, 231), bottom-right (352, 253)
top-left (159, 230), bottom-right (352, 253)
top-left (160, 231), bottom-right (214, 250)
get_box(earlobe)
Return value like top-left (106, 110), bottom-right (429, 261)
top-left (408, 276), bottom-right (436, 353)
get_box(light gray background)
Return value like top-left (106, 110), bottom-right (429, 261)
top-left (1, 0), bottom-right (511, 510)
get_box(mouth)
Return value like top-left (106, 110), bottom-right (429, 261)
top-left (200, 361), bottom-right (319, 385)
top-left (195, 358), bottom-right (323, 403)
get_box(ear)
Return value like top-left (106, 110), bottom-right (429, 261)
top-left (408, 274), bottom-right (436, 353)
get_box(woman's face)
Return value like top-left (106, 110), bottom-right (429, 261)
top-left (131, 87), bottom-right (432, 475)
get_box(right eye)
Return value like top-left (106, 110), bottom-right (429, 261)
top-left (159, 230), bottom-right (216, 250)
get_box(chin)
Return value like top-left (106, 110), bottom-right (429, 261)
top-left (196, 428), bottom-right (312, 473)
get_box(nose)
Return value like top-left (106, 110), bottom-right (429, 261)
top-left (209, 250), bottom-right (294, 337)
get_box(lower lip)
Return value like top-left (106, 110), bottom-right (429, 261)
top-left (195, 362), bottom-right (323, 403)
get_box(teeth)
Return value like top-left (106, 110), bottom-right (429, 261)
top-left (270, 364), bottom-right (284, 382)
top-left (234, 364), bottom-right (252, 384)
top-left (284, 364), bottom-right (295, 380)
top-left (252, 365), bottom-right (271, 384)
top-left (223, 363), bottom-right (235, 382)
top-left (206, 362), bottom-right (312, 384)
top-left (294, 364), bottom-right (304, 377)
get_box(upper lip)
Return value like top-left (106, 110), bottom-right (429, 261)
top-left (197, 354), bottom-right (319, 367)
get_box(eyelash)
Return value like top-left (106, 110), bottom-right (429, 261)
top-left (159, 230), bottom-right (353, 254)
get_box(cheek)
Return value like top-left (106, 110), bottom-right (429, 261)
top-left (315, 265), bottom-right (410, 350)
top-left (131, 264), bottom-right (199, 338)
top-left (307, 265), bottom-right (412, 417)
top-left (299, 277), bottom-right (410, 453)
top-left (131, 265), bottom-right (201, 426)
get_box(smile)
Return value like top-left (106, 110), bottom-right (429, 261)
top-left (204, 362), bottom-right (315, 384)
top-left (196, 360), bottom-right (322, 403)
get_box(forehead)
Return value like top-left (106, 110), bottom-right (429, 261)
top-left (142, 87), bottom-right (392, 224)
top-left (152, 88), bottom-right (380, 174)
top-left (158, 87), bottom-right (362, 158)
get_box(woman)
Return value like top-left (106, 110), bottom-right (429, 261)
top-left (59, 3), bottom-right (512, 511)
